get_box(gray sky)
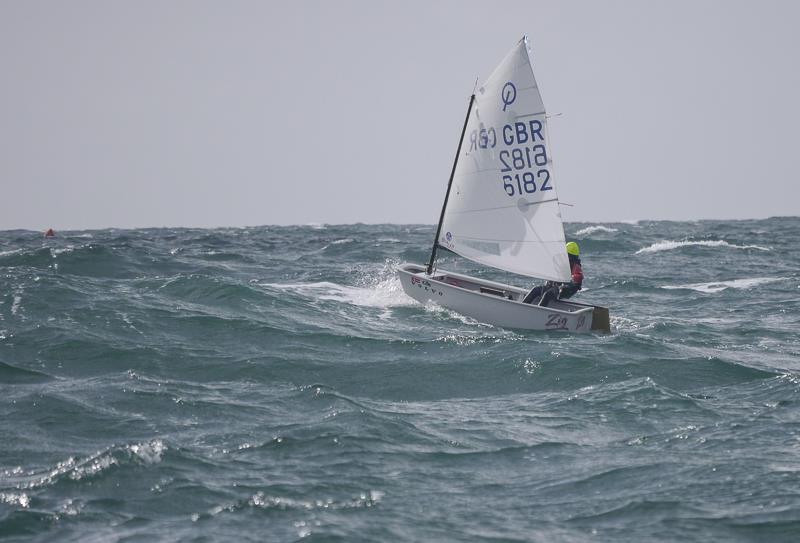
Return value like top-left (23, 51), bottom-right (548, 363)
top-left (1, 0), bottom-right (798, 230)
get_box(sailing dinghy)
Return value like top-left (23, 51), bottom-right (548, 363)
top-left (397, 37), bottom-right (610, 333)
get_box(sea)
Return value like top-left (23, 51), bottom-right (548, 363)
top-left (1, 217), bottom-right (799, 542)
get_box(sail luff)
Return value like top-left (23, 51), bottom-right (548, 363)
top-left (427, 93), bottom-right (476, 275)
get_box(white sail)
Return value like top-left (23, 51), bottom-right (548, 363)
top-left (438, 37), bottom-right (571, 282)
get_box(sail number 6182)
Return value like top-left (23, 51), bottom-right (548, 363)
top-left (503, 170), bottom-right (551, 196)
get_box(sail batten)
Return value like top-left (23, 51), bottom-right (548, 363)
top-left (438, 38), bottom-right (571, 282)
top-left (516, 111), bottom-right (546, 118)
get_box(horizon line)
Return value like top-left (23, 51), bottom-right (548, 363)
top-left (2, 215), bottom-right (798, 234)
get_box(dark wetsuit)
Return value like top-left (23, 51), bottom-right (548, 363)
top-left (522, 256), bottom-right (583, 306)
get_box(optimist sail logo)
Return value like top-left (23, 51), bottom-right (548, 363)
top-left (501, 82), bottom-right (516, 111)
top-left (441, 231), bottom-right (454, 250)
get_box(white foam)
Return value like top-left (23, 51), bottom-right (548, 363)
top-left (11, 295), bottom-right (21, 316)
top-left (129, 439), bottom-right (166, 464)
top-left (610, 315), bottom-right (652, 333)
top-left (661, 277), bottom-right (783, 293)
top-left (0, 492), bottom-right (30, 508)
top-left (330, 238), bottom-right (354, 245)
top-left (70, 454), bottom-right (117, 480)
top-left (259, 261), bottom-right (414, 309)
top-left (422, 300), bottom-right (495, 328)
top-left (574, 225), bottom-right (618, 236)
top-left (51, 244), bottom-right (78, 256)
top-left (636, 240), bottom-right (771, 254)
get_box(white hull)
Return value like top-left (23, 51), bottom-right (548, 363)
top-left (397, 263), bottom-right (610, 333)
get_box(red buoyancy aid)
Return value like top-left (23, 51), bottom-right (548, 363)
top-left (571, 262), bottom-right (583, 286)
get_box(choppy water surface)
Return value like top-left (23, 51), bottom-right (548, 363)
top-left (1, 218), bottom-right (799, 542)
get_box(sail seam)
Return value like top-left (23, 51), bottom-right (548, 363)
top-left (454, 168), bottom-right (502, 176)
top-left (457, 238), bottom-right (566, 243)
top-left (447, 198), bottom-right (559, 214)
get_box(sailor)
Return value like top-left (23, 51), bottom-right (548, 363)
top-left (558, 241), bottom-right (583, 300)
top-left (522, 242), bottom-right (583, 306)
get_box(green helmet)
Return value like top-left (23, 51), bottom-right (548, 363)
top-left (566, 241), bottom-right (579, 256)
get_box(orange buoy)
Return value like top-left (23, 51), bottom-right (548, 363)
top-left (44, 228), bottom-right (55, 238)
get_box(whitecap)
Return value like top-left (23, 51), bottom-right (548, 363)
top-left (660, 277), bottom-right (783, 293)
top-left (70, 454), bottom-right (118, 480)
top-left (260, 280), bottom-right (413, 308)
top-left (574, 225), bottom-right (618, 236)
top-left (636, 240), bottom-right (771, 254)
top-left (129, 439), bottom-right (166, 464)
top-left (609, 315), bottom-right (652, 333)
top-left (259, 262), bottom-right (414, 309)
top-left (0, 492), bottom-right (30, 508)
top-left (17, 439), bottom-right (167, 489)
top-left (246, 489), bottom-right (382, 512)
top-left (423, 300), bottom-right (491, 327)
top-left (51, 245), bottom-right (77, 256)
top-left (330, 238), bottom-right (354, 245)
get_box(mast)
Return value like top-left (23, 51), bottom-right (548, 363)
top-left (426, 93), bottom-right (475, 275)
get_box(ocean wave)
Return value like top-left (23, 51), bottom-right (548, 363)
top-left (259, 261), bottom-right (413, 309)
top-left (0, 361), bottom-right (54, 383)
top-left (11, 439), bottom-right (166, 490)
top-left (259, 279), bottom-right (412, 308)
top-left (11, 294), bottom-right (22, 316)
top-left (0, 492), bottom-right (30, 508)
top-left (609, 316), bottom-right (653, 334)
top-left (51, 245), bottom-right (78, 256)
top-left (434, 332), bottom-right (514, 345)
top-left (423, 301), bottom-right (494, 328)
top-left (0, 246), bottom-right (53, 267)
top-left (192, 489), bottom-right (384, 534)
top-left (317, 237), bottom-right (356, 253)
top-left (574, 226), bottom-right (619, 236)
top-left (660, 277), bottom-right (783, 293)
top-left (1, 220), bottom-right (798, 542)
top-left (636, 240), bottom-right (771, 254)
